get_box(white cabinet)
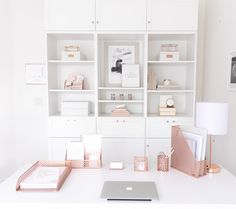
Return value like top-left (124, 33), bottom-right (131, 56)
top-left (147, 0), bottom-right (198, 31)
top-left (102, 138), bottom-right (145, 164)
top-left (48, 117), bottom-right (96, 138)
top-left (96, 0), bottom-right (147, 31)
top-left (146, 117), bottom-right (194, 138)
top-left (97, 117), bottom-right (145, 138)
top-left (46, 0), bottom-right (96, 31)
top-left (48, 138), bottom-right (81, 160)
top-left (146, 139), bottom-right (171, 167)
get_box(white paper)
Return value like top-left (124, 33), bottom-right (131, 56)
top-left (66, 141), bottom-right (84, 160)
top-left (20, 167), bottom-right (65, 189)
top-left (122, 64), bottom-right (140, 87)
top-left (83, 135), bottom-right (101, 153)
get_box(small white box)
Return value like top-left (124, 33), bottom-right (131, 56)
top-left (160, 51), bottom-right (179, 61)
top-left (61, 51), bottom-right (81, 61)
top-left (61, 101), bottom-right (89, 116)
top-left (122, 64), bottom-right (140, 87)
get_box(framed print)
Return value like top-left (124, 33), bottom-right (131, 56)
top-left (229, 51), bottom-right (236, 90)
top-left (108, 46), bottom-right (135, 84)
top-left (25, 63), bottom-right (47, 85)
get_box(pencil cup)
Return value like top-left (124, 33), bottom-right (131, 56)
top-left (157, 154), bottom-right (169, 172)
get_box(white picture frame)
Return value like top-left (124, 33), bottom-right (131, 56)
top-left (228, 51), bottom-right (236, 91)
top-left (25, 63), bottom-right (47, 85)
top-left (108, 46), bottom-right (135, 84)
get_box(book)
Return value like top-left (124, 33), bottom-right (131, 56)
top-left (20, 166), bottom-right (66, 189)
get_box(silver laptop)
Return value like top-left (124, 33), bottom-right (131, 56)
top-left (100, 181), bottom-right (158, 201)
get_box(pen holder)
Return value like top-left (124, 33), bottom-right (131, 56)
top-left (157, 154), bottom-right (169, 172)
top-left (134, 156), bottom-right (148, 172)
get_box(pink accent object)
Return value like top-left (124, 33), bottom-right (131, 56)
top-left (171, 126), bottom-right (206, 178)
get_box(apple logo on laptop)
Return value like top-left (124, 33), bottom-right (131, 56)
top-left (126, 186), bottom-right (133, 191)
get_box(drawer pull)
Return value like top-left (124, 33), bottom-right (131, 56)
top-left (166, 120), bottom-right (170, 123)
top-left (172, 120), bottom-right (176, 123)
top-left (123, 120), bottom-right (125, 123)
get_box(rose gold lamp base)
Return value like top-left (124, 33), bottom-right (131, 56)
top-left (207, 163), bottom-right (221, 174)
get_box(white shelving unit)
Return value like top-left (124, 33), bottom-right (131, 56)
top-left (46, 0), bottom-right (198, 164)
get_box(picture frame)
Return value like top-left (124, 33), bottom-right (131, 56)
top-left (25, 63), bottom-right (47, 85)
top-left (108, 45), bottom-right (135, 84)
top-left (228, 51), bottom-right (236, 91)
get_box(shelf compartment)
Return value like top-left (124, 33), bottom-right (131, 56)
top-left (97, 33), bottom-right (145, 89)
top-left (47, 33), bottom-right (94, 61)
top-left (49, 89), bottom-right (95, 93)
top-left (148, 64), bottom-right (195, 91)
top-left (98, 100), bottom-right (144, 103)
top-left (147, 92), bottom-right (194, 117)
top-left (99, 87), bottom-right (144, 90)
top-left (148, 33), bottom-right (196, 62)
top-left (147, 90), bottom-right (194, 93)
top-left (48, 60), bottom-right (95, 64)
top-left (148, 61), bottom-right (195, 64)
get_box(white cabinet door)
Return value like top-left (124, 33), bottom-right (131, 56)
top-left (46, 0), bottom-right (96, 31)
top-left (48, 117), bottom-right (96, 138)
top-left (48, 138), bottom-right (81, 160)
top-left (146, 139), bottom-right (171, 168)
top-left (102, 138), bottom-right (145, 164)
top-left (147, 0), bottom-right (198, 31)
top-left (97, 117), bottom-right (145, 138)
top-left (96, 0), bottom-right (147, 31)
top-left (146, 117), bottom-right (194, 138)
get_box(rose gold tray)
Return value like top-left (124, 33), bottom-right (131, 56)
top-left (16, 161), bottom-right (72, 192)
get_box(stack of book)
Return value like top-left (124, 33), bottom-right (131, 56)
top-left (111, 104), bottom-right (130, 116)
top-left (159, 107), bottom-right (176, 116)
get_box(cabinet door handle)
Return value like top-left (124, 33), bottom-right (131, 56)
top-left (96, 21), bottom-right (99, 24)
top-left (172, 120), bottom-right (176, 123)
top-left (91, 20), bottom-right (95, 24)
top-left (148, 21), bottom-right (151, 24)
top-left (123, 120), bottom-right (125, 123)
top-left (166, 120), bottom-right (170, 123)
top-left (147, 145), bottom-right (150, 148)
top-left (116, 120), bottom-right (119, 123)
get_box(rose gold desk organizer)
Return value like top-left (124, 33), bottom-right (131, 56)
top-left (157, 154), bottom-right (169, 172)
top-left (65, 151), bottom-right (102, 169)
top-left (134, 156), bottom-right (148, 172)
top-left (16, 161), bottom-right (72, 192)
top-left (171, 126), bottom-right (206, 178)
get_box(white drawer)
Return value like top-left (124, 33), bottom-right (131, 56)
top-left (146, 117), bottom-right (194, 138)
top-left (48, 117), bottom-right (96, 137)
top-left (48, 138), bottom-right (81, 160)
top-left (97, 117), bottom-right (145, 138)
top-left (146, 139), bottom-right (171, 167)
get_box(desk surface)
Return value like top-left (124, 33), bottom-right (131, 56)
top-left (0, 164), bottom-right (236, 204)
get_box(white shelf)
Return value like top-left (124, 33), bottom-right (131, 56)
top-left (147, 90), bottom-right (194, 93)
top-left (147, 113), bottom-right (193, 118)
top-left (99, 113), bottom-right (144, 117)
top-left (98, 100), bottom-right (144, 103)
top-left (99, 87), bottom-right (144, 90)
top-left (49, 113), bottom-right (95, 117)
top-left (48, 60), bottom-right (95, 64)
top-left (148, 60), bottom-right (195, 64)
top-left (48, 89), bottom-right (95, 93)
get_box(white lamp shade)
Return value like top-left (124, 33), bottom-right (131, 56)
top-left (196, 102), bottom-right (228, 135)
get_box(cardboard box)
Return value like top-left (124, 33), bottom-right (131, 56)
top-left (61, 101), bottom-right (89, 116)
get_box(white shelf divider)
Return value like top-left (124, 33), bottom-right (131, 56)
top-left (48, 60), bottom-right (95, 64)
top-left (48, 89), bottom-right (95, 93)
top-left (148, 60), bottom-right (195, 64)
top-left (98, 87), bottom-right (144, 90)
top-left (98, 100), bottom-right (144, 103)
top-left (147, 90), bottom-right (194, 93)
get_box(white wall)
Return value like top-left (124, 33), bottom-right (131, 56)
top-left (0, 0), bottom-right (15, 181)
top-left (204, 0), bottom-right (236, 175)
top-left (11, 0), bottom-right (48, 168)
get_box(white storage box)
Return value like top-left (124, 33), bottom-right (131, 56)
top-left (160, 51), bottom-right (179, 61)
top-left (61, 51), bottom-right (81, 61)
top-left (61, 101), bottom-right (89, 116)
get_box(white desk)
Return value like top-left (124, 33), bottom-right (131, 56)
top-left (0, 164), bottom-right (236, 204)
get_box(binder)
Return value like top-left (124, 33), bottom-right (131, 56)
top-left (171, 126), bottom-right (207, 178)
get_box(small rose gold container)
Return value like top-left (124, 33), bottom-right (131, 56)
top-left (157, 154), bottom-right (169, 172)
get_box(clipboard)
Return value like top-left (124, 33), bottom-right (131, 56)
top-left (16, 161), bottom-right (72, 192)
top-left (171, 126), bottom-right (207, 178)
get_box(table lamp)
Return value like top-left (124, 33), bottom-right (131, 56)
top-left (196, 102), bottom-right (228, 173)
